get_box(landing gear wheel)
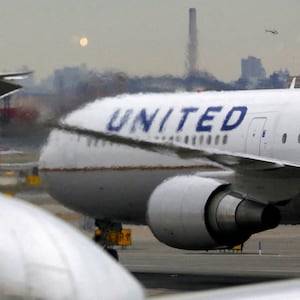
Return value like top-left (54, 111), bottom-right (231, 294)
top-left (106, 248), bottom-right (119, 261)
top-left (93, 219), bottom-right (121, 261)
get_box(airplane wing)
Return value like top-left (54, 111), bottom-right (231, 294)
top-left (50, 122), bottom-right (300, 176)
top-left (49, 121), bottom-right (300, 204)
top-left (0, 79), bottom-right (22, 98)
top-left (0, 71), bottom-right (33, 98)
top-left (0, 71), bottom-right (33, 80)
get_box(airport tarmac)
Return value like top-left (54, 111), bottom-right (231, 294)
top-left (117, 224), bottom-right (300, 297)
top-left (15, 190), bottom-right (300, 297)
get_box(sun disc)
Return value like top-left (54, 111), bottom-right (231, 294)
top-left (80, 37), bottom-right (88, 47)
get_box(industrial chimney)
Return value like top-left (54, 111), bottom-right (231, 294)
top-left (186, 8), bottom-right (198, 76)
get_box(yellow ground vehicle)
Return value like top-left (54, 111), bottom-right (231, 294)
top-left (94, 228), bottom-right (132, 247)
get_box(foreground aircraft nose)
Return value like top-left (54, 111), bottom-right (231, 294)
top-left (0, 195), bottom-right (144, 300)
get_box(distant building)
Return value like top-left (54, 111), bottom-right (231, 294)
top-left (241, 56), bottom-right (266, 87)
top-left (53, 65), bottom-right (89, 94)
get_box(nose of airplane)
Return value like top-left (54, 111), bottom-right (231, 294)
top-left (39, 128), bottom-right (74, 170)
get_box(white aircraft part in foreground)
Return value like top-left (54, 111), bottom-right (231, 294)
top-left (0, 194), bottom-right (144, 300)
top-left (3, 194), bottom-right (300, 299)
top-left (40, 88), bottom-right (300, 252)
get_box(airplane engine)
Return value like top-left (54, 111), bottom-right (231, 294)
top-left (147, 176), bottom-right (280, 250)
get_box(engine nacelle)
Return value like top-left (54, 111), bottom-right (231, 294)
top-left (147, 176), bottom-right (280, 250)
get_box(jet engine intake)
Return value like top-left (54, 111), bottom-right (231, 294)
top-left (147, 176), bottom-right (280, 250)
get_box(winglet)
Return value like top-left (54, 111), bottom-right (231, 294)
top-left (290, 77), bottom-right (296, 89)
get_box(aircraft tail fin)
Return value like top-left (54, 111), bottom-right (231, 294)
top-left (290, 77), bottom-right (296, 89)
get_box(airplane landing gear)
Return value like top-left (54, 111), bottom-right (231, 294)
top-left (93, 219), bottom-right (122, 261)
top-left (105, 247), bottom-right (119, 261)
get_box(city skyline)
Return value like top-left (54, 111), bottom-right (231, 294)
top-left (0, 1), bottom-right (299, 82)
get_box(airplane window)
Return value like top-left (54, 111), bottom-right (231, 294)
top-left (207, 135), bottom-right (211, 145)
top-left (282, 133), bottom-right (287, 144)
top-left (199, 135), bottom-right (204, 145)
top-left (192, 135), bottom-right (196, 145)
top-left (161, 136), bottom-right (166, 141)
top-left (176, 136), bottom-right (181, 142)
top-left (215, 135), bottom-right (220, 145)
top-left (298, 134), bottom-right (300, 143)
top-left (169, 136), bottom-right (174, 141)
top-left (184, 136), bottom-right (189, 144)
top-left (222, 135), bottom-right (228, 145)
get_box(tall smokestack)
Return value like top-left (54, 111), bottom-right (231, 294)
top-left (186, 8), bottom-right (198, 75)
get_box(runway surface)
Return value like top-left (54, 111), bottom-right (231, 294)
top-left (117, 225), bottom-right (300, 296)
top-left (15, 190), bottom-right (300, 298)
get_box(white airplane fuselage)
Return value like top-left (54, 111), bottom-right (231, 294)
top-left (39, 89), bottom-right (300, 225)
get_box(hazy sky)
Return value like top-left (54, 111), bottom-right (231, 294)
top-left (1, 0), bottom-right (300, 82)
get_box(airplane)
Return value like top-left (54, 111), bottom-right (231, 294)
top-left (39, 81), bottom-right (300, 258)
top-left (265, 29), bottom-right (278, 35)
top-left (0, 71), bottom-right (298, 298)
top-left (0, 72), bottom-right (299, 300)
